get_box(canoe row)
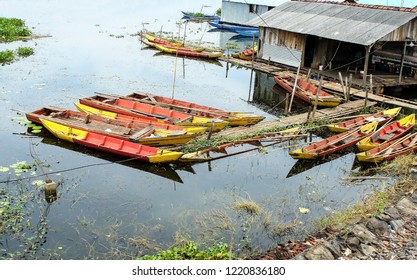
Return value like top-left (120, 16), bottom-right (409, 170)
top-left (356, 114), bottom-right (415, 151)
top-left (356, 131), bottom-right (417, 163)
top-left (78, 94), bottom-right (230, 131)
top-left (122, 92), bottom-right (265, 126)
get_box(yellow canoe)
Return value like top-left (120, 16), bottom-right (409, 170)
top-left (74, 102), bottom-right (208, 134)
top-left (356, 114), bottom-right (415, 151)
top-left (327, 107), bottom-right (401, 133)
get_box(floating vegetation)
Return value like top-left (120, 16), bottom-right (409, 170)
top-left (17, 46), bottom-right (34, 57)
top-left (0, 50), bottom-right (14, 65)
top-left (11, 116), bottom-right (43, 133)
top-left (138, 241), bottom-right (234, 260)
top-left (234, 200), bottom-right (263, 216)
top-left (0, 17), bottom-right (32, 42)
top-left (0, 47), bottom-right (34, 65)
top-left (0, 166), bottom-right (10, 172)
top-left (10, 161), bottom-right (31, 174)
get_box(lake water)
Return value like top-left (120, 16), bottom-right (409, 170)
top-left (0, 0), bottom-right (384, 259)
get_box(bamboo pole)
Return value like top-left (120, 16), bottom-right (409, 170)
top-left (289, 61), bottom-right (302, 113)
top-left (247, 33), bottom-right (256, 101)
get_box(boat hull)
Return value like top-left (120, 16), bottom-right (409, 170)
top-left (274, 75), bottom-right (343, 108)
top-left (356, 132), bottom-right (417, 163)
top-left (290, 122), bottom-right (378, 159)
top-left (356, 114), bottom-right (415, 151)
top-left (327, 107), bottom-right (401, 133)
top-left (79, 95), bottom-right (229, 131)
top-left (26, 106), bottom-right (196, 146)
top-left (124, 92), bottom-right (265, 126)
top-left (154, 43), bottom-right (224, 59)
top-left (40, 119), bottom-right (183, 163)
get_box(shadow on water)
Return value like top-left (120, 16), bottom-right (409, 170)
top-left (39, 133), bottom-right (184, 183)
top-left (286, 148), bottom-right (361, 178)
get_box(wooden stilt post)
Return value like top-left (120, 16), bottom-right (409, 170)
top-left (312, 75), bottom-right (323, 119)
top-left (338, 72), bottom-right (347, 101)
top-left (285, 92), bottom-right (289, 114)
top-left (348, 73), bottom-right (352, 101)
top-left (370, 74), bottom-right (373, 95)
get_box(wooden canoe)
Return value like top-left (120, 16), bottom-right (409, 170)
top-left (79, 94), bottom-right (229, 131)
top-left (231, 46), bottom-right (257, 61)
top-left (356, 131), bottom-right (417, 163)
top-left (40, 119), bottom-right (183, 163)
top-left (141, 36), bottom-right (205, 52)
top-left (140, 32), bottom-right (183, 47)
top-left (274, 75), bottom-right (343, 108)
top-left (153, 43), bottom-right (224, 59)
top-left (74, 103), bottom-right (208, 134)
top-left (26, 106), bottom-right (196, 146)
top-left (289, 122), bottom-right (378, 160)
top-left (327, 107), bottom-right (401, 133)
top-left (122, 92), bottom-right (265, 126)
top-left (356, 114), bottom-right (415, 151)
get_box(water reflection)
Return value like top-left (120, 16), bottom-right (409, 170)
top-left (40, 135), bottom-right (184, 183)
top-left (252, 72), bottom-right (308, 116)
top-left (286, 149), bottom-right (358, 178)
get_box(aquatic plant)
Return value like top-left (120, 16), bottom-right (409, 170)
top-left (0, 17), bottom-right (32, 42)
top-left (17, 46), bottom-right (34, 57)
top-left (138, 241), bottom-right (234, 260)
top-left (0, 50), bottom-right (14, 65)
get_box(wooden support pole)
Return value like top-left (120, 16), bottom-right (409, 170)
top-left (369, 74), bottom-right (373, 96)
top-left (363, 45), bottom-right (371, 85)
top-left (348, 73), bottom-right (352, 101)
top-left (338, 72), bottom-right (347, 101)
top-left (285, 92), bottom-right (289, 115)
top-left (312, 75), bottom-right (323, 119)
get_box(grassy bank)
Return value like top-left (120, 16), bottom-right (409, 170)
top-left (316, 153), bottom-right (417, 231)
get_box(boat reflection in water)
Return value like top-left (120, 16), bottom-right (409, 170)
top-left (286, 149), bottom-right (358, 178)
top-left (39, 134), bottom-right (184, 184)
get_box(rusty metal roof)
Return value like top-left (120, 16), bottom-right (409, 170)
top-left (248, 1), bottom-right (417, 46)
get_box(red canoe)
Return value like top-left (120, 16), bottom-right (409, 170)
top-left (274, 75), bottom-right (343, 107)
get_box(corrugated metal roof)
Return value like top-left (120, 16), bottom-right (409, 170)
top-left (226, 0), bottom-right (288, 6)
top-left (248, 1), bottom-right (417, 45)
